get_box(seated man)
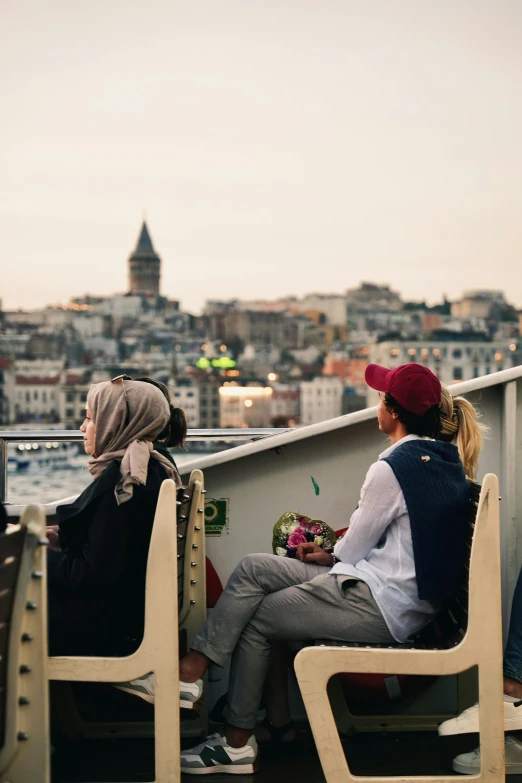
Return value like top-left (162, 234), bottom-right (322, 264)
top-left (127, 362), bottom-right (471, 775)
top-left (439, 567), bottom-right (522, 775)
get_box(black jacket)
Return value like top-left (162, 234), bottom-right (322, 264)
top-left (47, 459), bottom-right (168, 655)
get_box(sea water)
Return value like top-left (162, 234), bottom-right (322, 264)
top-left (7, 451), bottom-right (196, 505)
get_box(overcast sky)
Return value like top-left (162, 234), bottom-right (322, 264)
top-left (1, 0), bottom-right (521, 314)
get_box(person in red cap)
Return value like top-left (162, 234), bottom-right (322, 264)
top-left (132, 362), bottom-right (474, 776)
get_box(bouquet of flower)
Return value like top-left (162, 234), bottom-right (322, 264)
top-left (272, 512), bottom-right (336, 558)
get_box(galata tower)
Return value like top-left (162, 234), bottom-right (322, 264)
top-left (128, 221), bottom-right (161, 297)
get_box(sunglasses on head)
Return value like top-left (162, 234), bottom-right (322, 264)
top-left (111, 375), bottom-right (132, 424)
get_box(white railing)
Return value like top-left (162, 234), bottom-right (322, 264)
top-left (0, 428), bottom-right (290, 504)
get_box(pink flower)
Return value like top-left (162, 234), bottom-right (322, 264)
top-left (310, 524), bottom-right (322, 535)
top-left (288, 529), bottom-right (307, 548)
top-left (297, 516), bottom-right (309, 528)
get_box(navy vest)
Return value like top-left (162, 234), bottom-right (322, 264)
top-left (382, 439), bottom-right (469, 601)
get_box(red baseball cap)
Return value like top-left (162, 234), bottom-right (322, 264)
top-left (365, 362), bottom-right (441, 416)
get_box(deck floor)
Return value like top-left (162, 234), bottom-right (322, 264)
top-left (51, 728), bottom-right (521, 782)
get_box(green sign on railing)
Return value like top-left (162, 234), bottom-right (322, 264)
top-left (204, 498), bottom-right (229, 536)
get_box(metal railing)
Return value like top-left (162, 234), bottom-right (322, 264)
top-left (0, 427), bottom-right (290, 503)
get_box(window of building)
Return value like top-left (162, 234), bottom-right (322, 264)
top-left (26, 392), bottom-right (30, 402)
top-left (34, 390), bottom-right (38, 400)
top-left (43, 391), bottom-right (47, 402)
top-left (66, 392), bottom-right (74, 402)
top-left (81, 393), bottom-right (87, 402)
top-left (453, 367), bottom-right (463, 381)
top-left (485, 366), bottom-right (491, 375)
top-left (473, 367), bottom-right (480, 378)
top-left (187, 391), bottom-right (194, 397)
top-left (66, 407), bottom-right (74, 417)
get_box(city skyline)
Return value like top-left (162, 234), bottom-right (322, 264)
top-left (2, 1), bottom-right (522, 313)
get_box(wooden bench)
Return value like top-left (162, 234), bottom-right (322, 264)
top-left (295, 473), bottom-right (504, 783)
top-left (48, 470), bottom-right (206, 783)
top-left (0, 505), bottom-right (50, 783)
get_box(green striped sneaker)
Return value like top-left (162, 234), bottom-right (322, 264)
top-left (180, 733), bottom-right (259, 775)
top-left (114, 673), bottom-right (203, 710)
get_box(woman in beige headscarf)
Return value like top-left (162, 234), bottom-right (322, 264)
top-left (46, 377), bottom-right (186, 657)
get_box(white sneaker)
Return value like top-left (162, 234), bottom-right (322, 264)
top-left (114, 672), bottom-right (203, 709)
top-left (439, 698), bottom-right (522, 736)
top-left (180, 732), bottom-right (259, 775)
top-left (453, 735), bottom-right (522, 775)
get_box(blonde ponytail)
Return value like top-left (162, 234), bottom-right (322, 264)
top-left (439, 387), bottom-right (488, 479)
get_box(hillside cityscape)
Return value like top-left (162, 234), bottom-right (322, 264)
top-left (1, 221), bottom-right (521, 434)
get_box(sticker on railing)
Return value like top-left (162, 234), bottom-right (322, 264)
top-left (204, 499), bottom-right (229, 536)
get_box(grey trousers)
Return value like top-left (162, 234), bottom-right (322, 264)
top-left (191, 553), bottom-right (394, 729)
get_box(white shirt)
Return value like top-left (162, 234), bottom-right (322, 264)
top-left (331, 434), bottom-right (437, 642)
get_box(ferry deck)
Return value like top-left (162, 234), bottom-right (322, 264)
top-left (2, 365), bottom-right (522, 782)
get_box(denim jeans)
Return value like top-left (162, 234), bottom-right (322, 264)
top-left (504, 567), bottom-right (522, 684)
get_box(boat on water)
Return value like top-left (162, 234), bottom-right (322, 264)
top-left (7, 440), bottom-right (84, 472)
top-left (2, 366), bottom-right (521, 781)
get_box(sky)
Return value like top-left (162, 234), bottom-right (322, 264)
top-left (1, 0), bottom-right (522, 314)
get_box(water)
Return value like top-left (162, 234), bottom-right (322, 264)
top-left (7, 451), bottom-right (196, 505)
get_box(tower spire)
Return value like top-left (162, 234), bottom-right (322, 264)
top-left (128, 220), bottom-right (161, 297)
top-left (134, 221), bottom-right (155, 255)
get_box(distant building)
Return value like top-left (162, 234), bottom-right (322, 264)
top-left (342, 388), bottom-right (367, 415)
top-left (346, 282), bottom-right (403, 314)
top-left (207, 310), bottom-right (299, 350)
top-left (368, 333), bottom-right (519, 405)
top-left (323, 347), bottom-right (369, 394)
top-left (197, 376), bottom-right (221, 430)
top-left (270, 383), bottom-right (300, 426)
top-left (60, 370), bottom-right (91, 429)
top-left (219, 383), bottom-right (273, 428)
top-left (451, 290), bottom-right (506, 320)
top-left (422, 313), bottom-right (442, 331)
top-left (299, 376), bottom-right (343, 425)
top-left (15, 376), bottom-right (61, 423)
top-left (4, 308), bottom-right (73, 329)
top-left (293, 294), bottom-right (347, 326)
top-left (128, 221), bottom-right (161, 297)
top-left (169, 378), bottom-right (199, 428)
top-left (0, 357), bottom-right (14, 425)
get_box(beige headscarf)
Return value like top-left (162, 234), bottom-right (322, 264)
top-left (87, 379), bottom-right (181, 504)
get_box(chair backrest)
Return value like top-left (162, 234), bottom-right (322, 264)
top-left (0, 506), bottom-right (50, 783)
top-left (176, 483), bottom-right (195, 616)
top-left (178, 469), bottom-right (205, 629)
top-left (0, 525), bottom-right (26, 750)
top-left (140, 472), bottom-right (205, 660)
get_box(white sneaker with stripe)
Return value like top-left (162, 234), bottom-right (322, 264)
top-left (114, 672), bottom-right (203, 709)
top-left (181, 733), bottom-right (259, 775)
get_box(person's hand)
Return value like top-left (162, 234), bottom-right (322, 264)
top-left (296, 542), bottom-right (334, 567)
top-left (46, 525), bottom-right (61, 552)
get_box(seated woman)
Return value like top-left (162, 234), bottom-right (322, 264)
top-left (173, 363), bottom-right (475, 775)
top-left (212, 384), bottom-right (488, 748)
top-left (46, 376), bottom-right (186, 657)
